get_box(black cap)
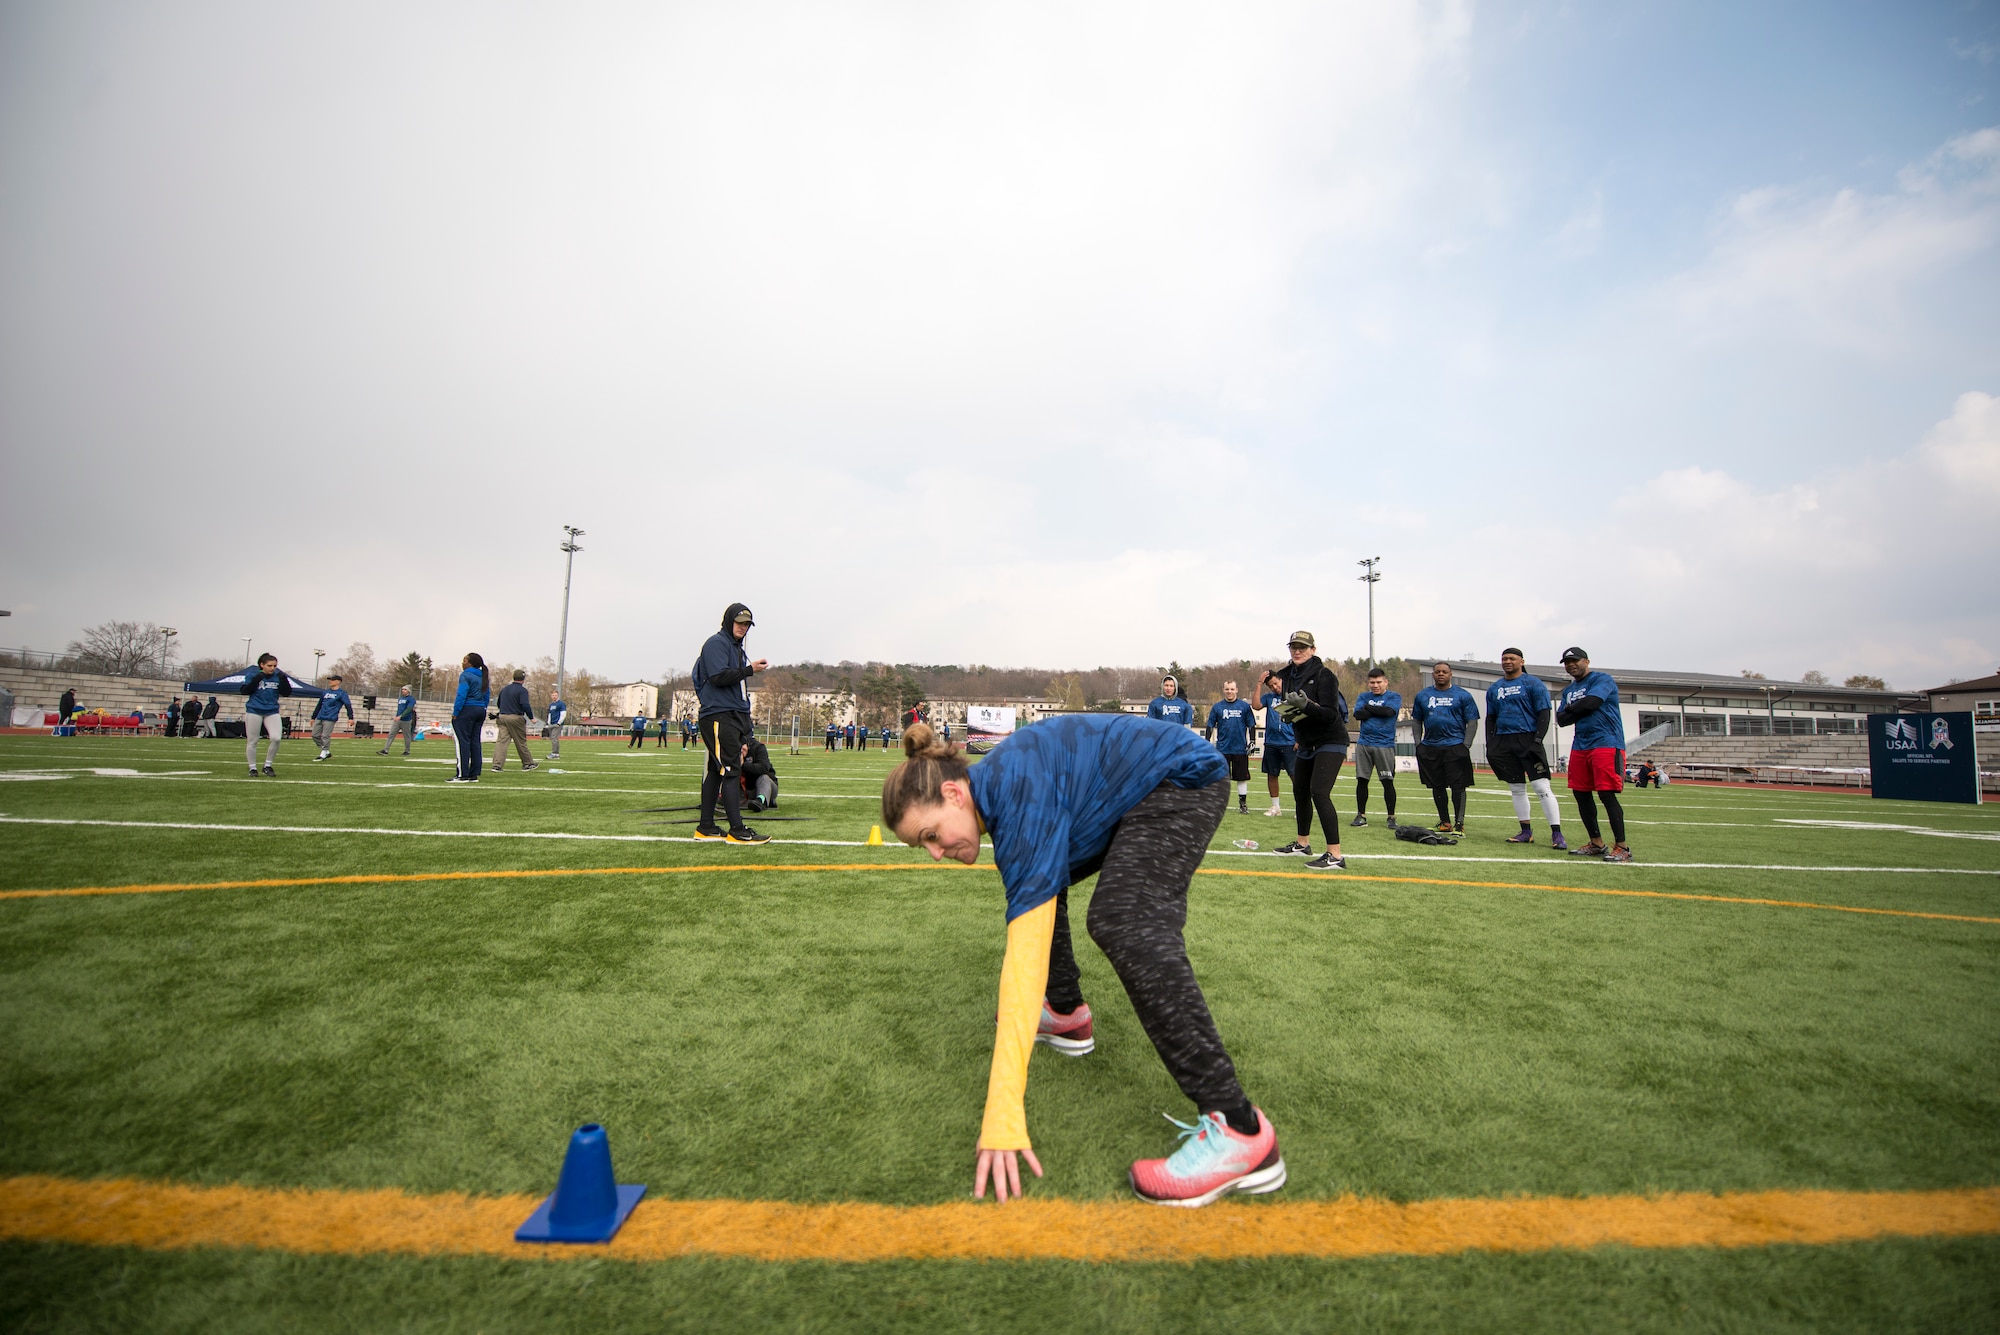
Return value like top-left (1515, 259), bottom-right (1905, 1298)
top-left (1559, 646), bottom-right (1588, 662)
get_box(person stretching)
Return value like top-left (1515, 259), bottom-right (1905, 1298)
top-left (379, 686), bottom-right (418, 756)
top-left (238, 653), bottom-right (291, 776)
top-left (311, 673), bottom-right (353, 761)
top-left (884, 717), bottom-right (1284, 1208)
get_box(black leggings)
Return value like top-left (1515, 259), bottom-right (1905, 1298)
top-left (1043, 781), bottom-right (1246, 1114)
top-left (698, 714), bottom-right (749, 832)
top-left (1293, 747), bottom-right (1345, 843)
top-left (1432, 785), bottom-right (1467, 825)
top-left (1355, 775), bottom-right (1397, 816)
top-left (1574, 790), bottom-right (1627, 844)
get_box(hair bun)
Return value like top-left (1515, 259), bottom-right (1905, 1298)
top-left (902, 721), bottom-right (956, 760)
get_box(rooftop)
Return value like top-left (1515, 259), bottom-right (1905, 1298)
top-left (1920, 670), bottom-right (2000, 695)
top-left (1428, 659), bottom-right (1914, 703)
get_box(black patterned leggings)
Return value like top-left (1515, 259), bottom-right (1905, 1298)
top-left (1042, 780), bottom-right (1246, 1112)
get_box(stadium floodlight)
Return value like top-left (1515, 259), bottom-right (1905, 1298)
top-left (556, 527), bottom-right (585, 705)
top-left (1356, 557), bottom-right (1383, 670)
top-left (241, 636), bottom-right (252, 665)
top-left (313, 648), bottom-right (326, 683)
top-left (161, 627), bottom-right (177, 675)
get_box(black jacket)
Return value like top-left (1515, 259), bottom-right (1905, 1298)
top-left (741, 738), bottom-right (775, 782)
top-left (496, 681), bottom-right (533, 717)
top-left (1269, 656), bottom-right (1349, 750)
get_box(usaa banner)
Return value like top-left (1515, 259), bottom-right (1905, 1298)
top-left (1868, 711), bottom-right (1982, 805)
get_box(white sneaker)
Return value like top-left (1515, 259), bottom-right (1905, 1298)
top-left (1263, 803), bottom-right (1281, 817)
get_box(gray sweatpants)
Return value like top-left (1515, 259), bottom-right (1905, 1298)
top-left (312, 718), bottom-right (336, 754)
top-left (245, 712), bottom-right (281, 768)
top-left (1045, 779), bottom-right (1245, 1113)
top-left (380, 716), bottom-right (417, 753)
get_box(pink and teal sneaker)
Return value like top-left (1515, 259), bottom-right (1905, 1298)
top-left (1129, 1108), bottom-right (1285, 1207)
top-left (1036, 1002), bottom-right (1094, 1055)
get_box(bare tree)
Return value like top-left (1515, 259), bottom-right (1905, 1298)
top-left (67, 620), bottom-right (177, 676)
top-left (332, 642), bottom-right (382, 693)
top-left (183, 656), bottom-right (238, 683)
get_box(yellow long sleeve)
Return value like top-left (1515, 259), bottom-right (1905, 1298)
top-left (978, 897), bottom-right (1057, 1151)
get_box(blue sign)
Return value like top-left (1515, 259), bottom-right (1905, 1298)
top-left (1869, 712), bottom-right (1982, 805)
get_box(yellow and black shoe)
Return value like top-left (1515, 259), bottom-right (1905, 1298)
top-left (692, 827), bottom-right (728, 841)
top-left (726, 827), bottom-right (771, 845)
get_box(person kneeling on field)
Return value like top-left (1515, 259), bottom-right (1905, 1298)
top-left (884, 717), bottom-right (1285, 1208)
top-left (739, 737), bottom-right (778, 811)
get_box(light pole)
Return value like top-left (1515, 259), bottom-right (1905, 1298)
top-left (160, 627), bottom-right (177, 676)
top-left (556, 526), bottom-right (585, 707)
top-left (241, 636), bottom-right (252, 666)
top-left (313, 648), bottom-right (326, 683)
top-left (1356, 556), bottom-right (1382, 670)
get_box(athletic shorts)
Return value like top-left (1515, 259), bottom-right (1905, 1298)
top-left (1415, 743), bottom-right (1474, 789)
top-left (1220, 751), bottom-right (1250, 781)
top-left (1353, 744), bottom-right (1397, 780)
top-left (1487, 732), bottom-right (1552, 784)
top-left (1567, 746), bottom-right (1625, 793)
top-left (1260, 744), bottom-right (1296, 778)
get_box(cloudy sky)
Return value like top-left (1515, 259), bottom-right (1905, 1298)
top-left (3, 1), bottom-right (1996, 688)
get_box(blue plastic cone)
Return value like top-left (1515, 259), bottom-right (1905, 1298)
top-left (515, 1123), bottom-right (646, 1243)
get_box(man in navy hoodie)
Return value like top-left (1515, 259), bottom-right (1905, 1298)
top-left (694, 603), bottom-right (770, 844)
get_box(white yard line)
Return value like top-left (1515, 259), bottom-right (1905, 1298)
top-left (1, 815), bottom-right (1993, 874)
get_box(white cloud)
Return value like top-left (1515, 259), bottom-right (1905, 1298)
top-left (1657, 127), bottom-right (2000, 352)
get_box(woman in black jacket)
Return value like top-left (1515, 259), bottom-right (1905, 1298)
top-left (1262, 631), bottom-right (1350, 870)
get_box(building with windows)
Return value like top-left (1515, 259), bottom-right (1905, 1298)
top-left (604, 681), bottom-right (658, 719)
top-left (1922, 671), bottom-right (2000, 733)
top-left (1428, 660), bottom-right (1915, 765)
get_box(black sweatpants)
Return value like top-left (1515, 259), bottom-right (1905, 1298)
top-left (1042, 780), bottom-right (1245, 1113)
top-left (698, 714), bottom-right (750, 833)
top-left (1292, 746), bottom-right (1345, 844)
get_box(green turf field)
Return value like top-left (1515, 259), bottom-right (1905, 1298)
top-left (0, 732), bottom-right (1996, 1332)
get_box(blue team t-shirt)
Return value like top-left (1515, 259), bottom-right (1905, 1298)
top-left (1205, 698), bottom-right (1257, 755)
top-left (968, 714), bottom-right (1227, 922)
top-left (1147, 695), bottom-right (1197, 728)
top-left (312, 689), bottom-right (352, 722)
top-left (1258, 692), bottom-right (1295, 747)
top-left (1411, 685), bottom-right (1480, 747)
top-left (1351, 690), bottom-right (1402, 747)
top-left (1484, 675), bottom-right (1551, 736)
top-left (1562, 671), bottom-right (1625, 751)
top-left (242, 671), bottom-right (285, 715)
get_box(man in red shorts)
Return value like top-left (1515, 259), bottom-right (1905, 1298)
top-left (1556, 647), bottom-right (1632, 862)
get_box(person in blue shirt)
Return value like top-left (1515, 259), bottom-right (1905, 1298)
top-left (1556, 647), bottom-right (1631, 862)
top-left (825, 720), bottom-right (839, 751)
top-left (682, 715), bottom-right (698, 750)
top-left (883, 716), bottom-right (1284, 1209)
top-left (1349, 668), bottom-right (1402, 828)
top-left (311, 673), bottom-right (354, 761)
top-left (629, 712), bottom-right (649, 749)
top-left (1256, 681), bottom-right (1295, 817)
top-left (655, 713), bottom-right (671, 747)
top-left (1146, 675), bottom-right (1198, 730)
top-left (1203, 681), bottom-right (1259, 814)
top-left (238, 652), bottom-right (291, 776)
top-left (449, 652), bottom-right (491, 782)
top-left (693, 602), bottom-right (770, 843)
top-left (378, 685), bottom-right (419, 756)
top-left (545, 690), bottom-right (568, 761)
top-left (1485, 649), bottom-right (1565, 849)
top-left (857, 723), bottom-right (870, 749)
top-left (1410, 662), bottom-right (1481, 832)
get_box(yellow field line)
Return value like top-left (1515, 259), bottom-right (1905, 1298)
top-left (5, 862), bottom-right (1994, 926)
top-left (2, 1174), bottom-right (1993, 1263)
top-left (1196, 868), bottom-right (2000, 925)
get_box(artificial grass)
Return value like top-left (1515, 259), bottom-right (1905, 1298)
top-left (0, 735), bottom-right (1995, 1329)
